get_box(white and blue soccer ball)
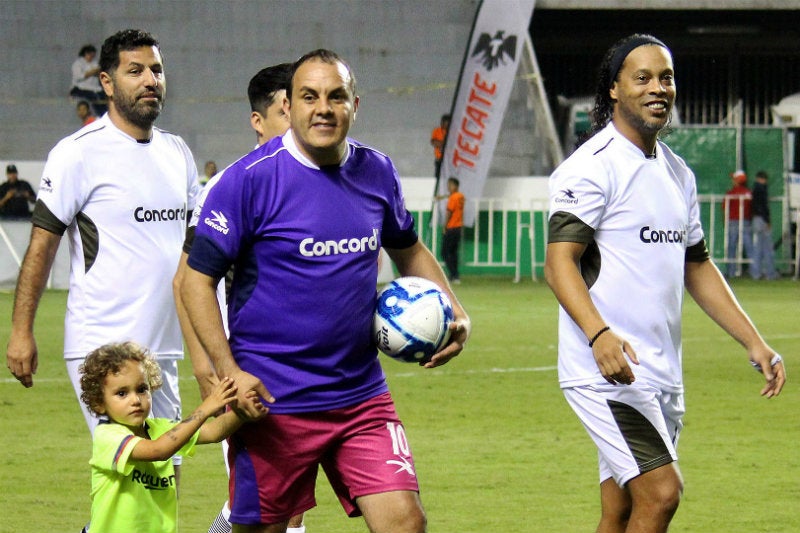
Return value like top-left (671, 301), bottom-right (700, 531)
top-left (373, 276), bottom-right (454, 363)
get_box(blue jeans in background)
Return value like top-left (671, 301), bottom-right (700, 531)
top-left (751, 215), bottom-right (778, 279)
top-left (726, 219), bottom-right (754, 278)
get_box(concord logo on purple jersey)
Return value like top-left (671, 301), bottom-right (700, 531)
top-left (299, 228), bottom-right (379, 257)
top-left (639, 225), bottom-right (686, 244)
top-left (134, 204), bottom-right (186, 223)
top-left (204, 210), bottom-right (229, 235)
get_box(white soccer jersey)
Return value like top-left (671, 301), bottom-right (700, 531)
top-left (548, 122), bottom-right (704, 392)
top-left (35, 114), bottom-right (199, 359)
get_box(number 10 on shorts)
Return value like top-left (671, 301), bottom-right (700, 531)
top-left (387, 422), bottom-right (410, 456)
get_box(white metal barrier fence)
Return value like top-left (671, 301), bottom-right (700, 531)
top-left (3, 196), bottom-right (797, 288)
top-left (415, 194), bottom-right (797, 282)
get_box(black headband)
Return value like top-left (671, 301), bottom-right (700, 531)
top-left (608, 35), bottom-right (668, 88)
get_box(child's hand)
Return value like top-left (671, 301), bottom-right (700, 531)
top-left (235, 389), bottom-right (268, 420)
top-left (200, 376), bottom-right (238, 415)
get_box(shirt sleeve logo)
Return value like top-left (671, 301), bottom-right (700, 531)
top-left (204, 210), bottom-right (230, 235)
top-left (554, 189), bottom-right (579, 205)
top-left (39, 177), bottom-right (54, 193)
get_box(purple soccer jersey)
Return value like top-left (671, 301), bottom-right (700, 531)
top-left (188, 132), bottom-right (418, 413)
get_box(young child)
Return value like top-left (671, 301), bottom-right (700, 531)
top-left (79, 341), bottom-right (263, 533)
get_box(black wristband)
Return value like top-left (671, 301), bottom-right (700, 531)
top-left (588, 326), bottom-right (610, 347)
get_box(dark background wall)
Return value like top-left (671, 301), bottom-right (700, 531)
top-left (1, 2), bottom-right (798, 177)
top-left (532, 8), bottom-right (800, 128)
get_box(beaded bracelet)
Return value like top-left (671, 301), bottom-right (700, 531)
top-left (588, 326), bottom-right (610, 348)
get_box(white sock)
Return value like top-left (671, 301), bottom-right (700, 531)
top-left (208, 502), bottom-right (305, 533)
top-left (207, 501), bottom-right (232, 533)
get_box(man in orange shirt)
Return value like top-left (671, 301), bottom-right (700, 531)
top-left (442, 177), bottom-right (464, 283)
top-left (430, 114), bottom-right (450, 177)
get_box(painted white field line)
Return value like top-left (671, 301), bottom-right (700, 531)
top-left (388, 365), bottom-right (558, 378)
top-left (1, 364), bottom-right (559, 385)
top-left (8, 331), bottom-right (800, 386)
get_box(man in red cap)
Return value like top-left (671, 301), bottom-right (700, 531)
top-left (722, 169), bottom-right (754, 277)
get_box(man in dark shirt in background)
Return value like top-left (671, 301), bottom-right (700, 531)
top-left (751, 170), bottom-right (778, 280)
top-left (0, 164), bottom-right (35, 219)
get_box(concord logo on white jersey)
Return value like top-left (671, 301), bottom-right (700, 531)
top-left (134, 205), bottom-right (186, 222)
top-left (639, 225), bottom-right (686, 244)
top-left (299, 228), bottom-right (379, 257)
top-left (204, 210), bottom-right (230, 235)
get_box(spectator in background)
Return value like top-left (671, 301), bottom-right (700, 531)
top-left (76, 100), bottom-right (97, 126)
top-left (0, 164), bottom-right (35, 219)
top-left (70, 44), bottom-right (107, 116)
top-left (440, 177), bottom-right (464, 283)
top-left (430, 113), bottom-right (450, 178)
top-left (751, 170), bottom-right (778, 280)
top-left (723, 169), bottom-right (754, 278)
top-left (201, 160), bottom-right (217, 187)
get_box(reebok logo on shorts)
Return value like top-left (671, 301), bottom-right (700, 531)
top-left (386, 455), bottom-right (416, 476)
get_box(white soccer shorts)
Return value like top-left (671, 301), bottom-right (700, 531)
top-left (563, 381), bottom-right (684, 487)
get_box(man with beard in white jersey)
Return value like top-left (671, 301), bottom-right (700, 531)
top-left (544, 34), bottom-right (786, 533)
top-left (6, 30), bottom-right (199, 512)
top-left (174, 62), bottom-right (306, 533)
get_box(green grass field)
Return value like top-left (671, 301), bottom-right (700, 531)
top-left (1, 278), bottom-right (798, 532)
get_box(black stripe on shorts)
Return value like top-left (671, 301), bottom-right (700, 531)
top-left (607, 399), bottom-right (674, 475)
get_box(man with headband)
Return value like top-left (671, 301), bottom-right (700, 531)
top-left (544, 34), bottom-right (785, 532)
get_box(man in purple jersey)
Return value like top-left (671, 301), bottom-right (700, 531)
top-left (180, 49), bottom-right (470, 533)
top-left (174, 63), bottom-right (307, 533)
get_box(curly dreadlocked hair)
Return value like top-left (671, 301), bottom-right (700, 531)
top-left (580, 33), bottom-right (669, 147)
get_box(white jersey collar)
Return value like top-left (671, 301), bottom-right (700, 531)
top-left (283, 130), bottom-right (351, 169)
top-left (99, 112), bottom-right (154, 144)
top-left (607, 122), bottom-right (660, 160)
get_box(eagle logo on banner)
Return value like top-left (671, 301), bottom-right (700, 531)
top-left (471, 30), bottom-right (517, 70)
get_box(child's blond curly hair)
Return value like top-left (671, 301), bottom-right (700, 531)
top-left (79, 341), bottom-right (163, 416)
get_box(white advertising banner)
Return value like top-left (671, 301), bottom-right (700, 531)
top-left (438, 0), bottom-right (536, 226)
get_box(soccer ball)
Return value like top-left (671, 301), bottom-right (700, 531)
top-left (373, 276), bottom-right (454, 363)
